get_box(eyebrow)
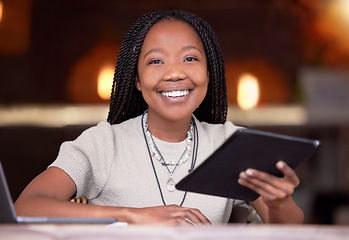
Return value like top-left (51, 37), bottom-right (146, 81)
top-left (143, 45), bottom-right (203, 59)
top-left (183, 46), bottom-right (203, 54)
top-left (143, 48), bottom-right (161, 60)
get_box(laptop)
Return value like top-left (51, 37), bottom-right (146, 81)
top-left (0, 162), bottom-right (117, 224)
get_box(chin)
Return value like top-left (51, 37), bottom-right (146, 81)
top-left (165, 111), bottom-right (195, 122)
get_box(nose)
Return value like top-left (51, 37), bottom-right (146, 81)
top-left (162, 62), bottom-right (186, 81)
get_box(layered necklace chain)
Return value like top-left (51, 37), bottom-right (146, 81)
top-left (142, 111), bottom-right (193, 192)
top-left (142, 112), bottom-right (193, 166)
top-left (141, 111), bottom-right (198, 206)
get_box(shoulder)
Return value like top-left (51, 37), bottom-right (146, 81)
top-left (193, 116), bottom-right (242, 153)
top-left (79, 115), bottom-right (142, 140)
top-left (191, 117), bottom-right (242, 168)
top-left (52, 115), bottom-right (144, 192)
top-left (61, 115), bottom-right (143, 158)
top-left (195, 117), bottom-right (241, 140)
top-left (110, 114), bottom-right (143, 133)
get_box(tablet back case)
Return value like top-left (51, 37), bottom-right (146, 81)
top-left (176, 128), bottom-right (320, 202)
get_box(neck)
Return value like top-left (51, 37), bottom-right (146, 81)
top-left (146, 111), bottom-right (192, 143)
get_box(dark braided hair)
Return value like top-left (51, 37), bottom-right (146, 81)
top-left (107, 10), bottom-right (227, 124)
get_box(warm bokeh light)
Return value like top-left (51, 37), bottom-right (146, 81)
top-left (337, 0), bottom-right (349, 22)
top-left (97, 65), bottom-right (114, 100)
top-left (324, 0), bottom-right (349, 46)
top-left (237, 73), bottom-right (259, 110)
top-left (302, 0), bottom-right (349, 66)
top-left (0, 1), bottom-right (3, 23)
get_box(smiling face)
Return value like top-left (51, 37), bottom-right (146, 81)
top-left (136, 19), bottom-right (209, 126)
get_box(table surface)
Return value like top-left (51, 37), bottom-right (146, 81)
top-left (0, 224), bottom-right (348, 240)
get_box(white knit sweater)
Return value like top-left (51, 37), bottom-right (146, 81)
top-left (50, 114), bottom-right (258, 224)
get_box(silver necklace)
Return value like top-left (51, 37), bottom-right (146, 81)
top-left (142, 112), bottom-right (193, 166)
top-left (141, 111), bottom-right (199, 206)
top-left (142, 111), bottom-right (193, 192)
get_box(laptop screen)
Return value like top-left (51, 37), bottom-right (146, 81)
top-left (0, 162), bottom-right (18, 223)
top-left (0, 162), bottom-right (119, 224)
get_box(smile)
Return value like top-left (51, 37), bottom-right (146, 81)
top-left (161, 90), bottom-right (190, 98)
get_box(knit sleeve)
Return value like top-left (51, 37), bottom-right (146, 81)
top-left (49, 121), bottom-right (116, 200)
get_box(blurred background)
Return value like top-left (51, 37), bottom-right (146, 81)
top-left (0, 0), bottom-right (348, 224)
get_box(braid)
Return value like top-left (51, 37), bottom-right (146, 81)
top-left (107, 10), bottom-right (227, 124)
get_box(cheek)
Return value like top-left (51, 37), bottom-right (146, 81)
top-left (195, 75), bottom-right (209, 101)
top-left (188, 65), bottom-right (209, 82)
top-left (202, 81), bottom-right (209, 98)
top-left (202, 75), bottom-right (209, 97)
top-left (197, 71), bottom-right (209, 88)
top-left (135, 77), bottom-right (141, 91)
top-left (135, 74), bottom-right (152, 91)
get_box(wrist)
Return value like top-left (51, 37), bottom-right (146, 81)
top-left (103, 206), bottom-right (135, 223)
top-left (267, 197), bottom-right (304, 224)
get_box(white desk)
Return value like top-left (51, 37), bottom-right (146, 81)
top-left (0, 224), bottom-right (348, 240)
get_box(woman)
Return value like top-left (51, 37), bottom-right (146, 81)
top-left (15, 10), bottom-right (303, 225)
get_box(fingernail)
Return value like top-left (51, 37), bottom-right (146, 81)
top-left (240, 172), bottom-right (247, 178)
top-left (246, 169), bottom-right (253, 176)
top-left (238, 178), bottom-right (245, 185)
top-left (277, 161), bottom-right (284, 168)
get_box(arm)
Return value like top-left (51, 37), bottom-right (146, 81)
top-left (238, 161), bottom-right (304, 223)
top-left (15, 167), bottom-right (211, 226)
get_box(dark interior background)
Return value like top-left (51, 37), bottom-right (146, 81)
top-left (0, 0), bottom-right (348, 224)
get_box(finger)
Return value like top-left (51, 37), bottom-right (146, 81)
top-left (242, 168), bottom-right (298, 194)
top-left (238, 177), bottom-right (279, 201)
top-left (241, 169), bottom-right (283, 190)
top-left (238, 171), bottom-right (294, 199)
top-left (238, 173), bottom-right (283, 199)
top-left (180, 209), bottom-right (207, 226)
top-left (184, 217), bottom-right (197, 226)
top-left (173, 216), bottom-right (198, 226)
top-left (189, 208), bottom-right (212, 225)
top-left (173, 207), bottom-right (211, 226)
top-left (276, 161), bottom-right (300, 187)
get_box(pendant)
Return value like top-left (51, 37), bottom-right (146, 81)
top-left (167, 177), bottom-right (176, 192)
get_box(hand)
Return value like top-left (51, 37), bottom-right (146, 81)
top-left (129, 204), bottom-right (211, 226)
top-left (238, 161), bottom-right (300, 208)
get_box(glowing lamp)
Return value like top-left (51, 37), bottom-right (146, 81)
top-left (97, 65), bottom-right (114, 100)
top-left (237, 73), bottom-right (259, 110)
top-left (0, 1), bottom-right (3, 23)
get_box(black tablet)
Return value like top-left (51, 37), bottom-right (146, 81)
top-left (175, 128), bottom-right (320, 202)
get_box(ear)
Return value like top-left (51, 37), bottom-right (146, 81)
top-left (135, 75), bottom-right (142, 91)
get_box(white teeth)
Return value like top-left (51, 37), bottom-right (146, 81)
top-left (162, 90), bottom-right (189, 97)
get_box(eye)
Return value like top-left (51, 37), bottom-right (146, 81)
top-left (148, 59), bottom-right (163, 65)
top-left (184, 57), bottom-right (198, 62)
